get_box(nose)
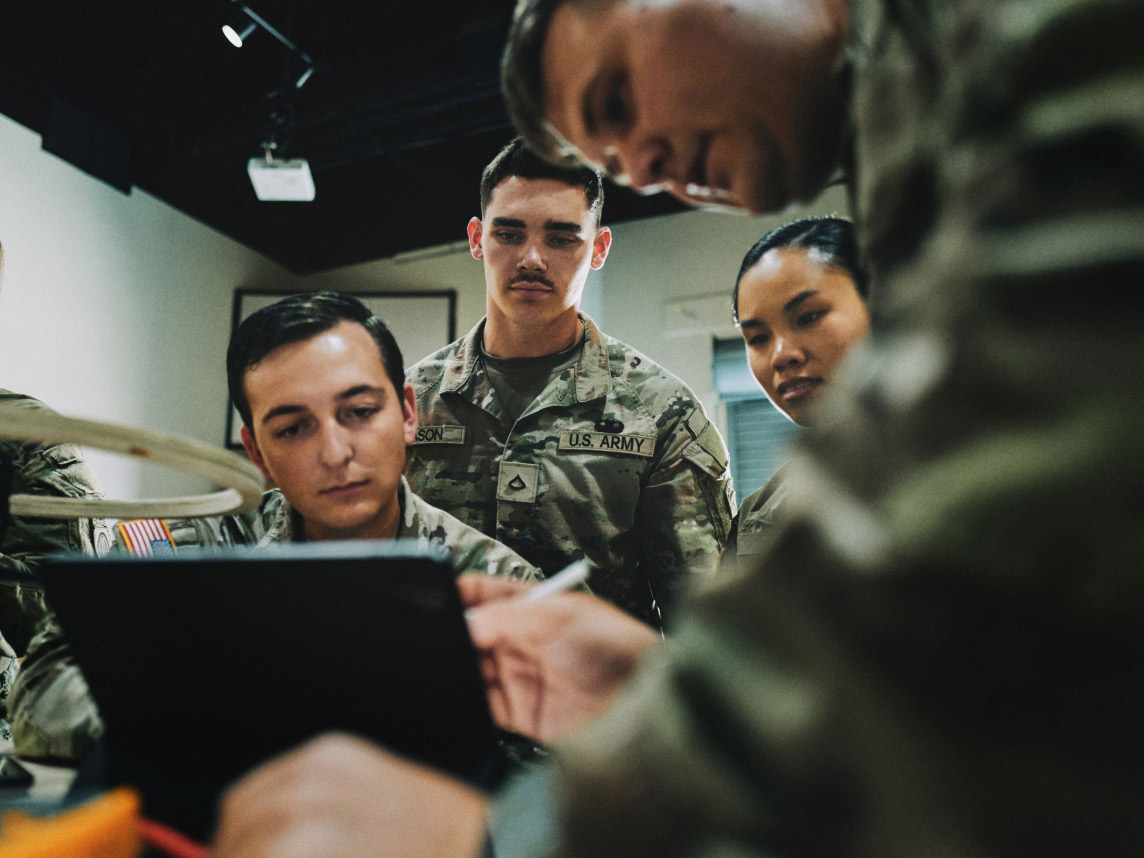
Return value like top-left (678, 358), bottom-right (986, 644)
top-left (518, 240), bottom-right (546, 271)
top-left (609, 137), bottom-right (672, 192)
top-left (771, 335), bottom-right (806, 371)
top-left (317, 420), bottom-right (353, 468)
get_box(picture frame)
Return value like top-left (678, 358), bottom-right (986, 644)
top-left (225, 289), bottom-right (457, 449)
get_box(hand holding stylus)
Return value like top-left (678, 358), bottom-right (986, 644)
top-left (460, 565), bottom-right (661, 744)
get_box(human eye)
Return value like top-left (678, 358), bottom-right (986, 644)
top-left (795, 309), bottom-right (826, 328)
top-left (495, 230), bottom-right (523, 244)
top-left (548, 235), bottom-right (577, 248)
top-left (601, 75), bottom-right (630, 128)
top-left (346, 404), bottom-right (380, 423)
top-left (745, 332), bottom-right (771, 348)
top-left (273, 421), bottom-right (303, 440)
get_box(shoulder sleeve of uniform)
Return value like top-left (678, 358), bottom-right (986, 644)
top-left (406, 341), bottom-right (460, 393)
top-left (680, 409), bottom-right (730, 480)
top-left (447, 522), bottom-right (543, 583)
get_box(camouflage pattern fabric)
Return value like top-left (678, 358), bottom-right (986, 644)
top-left (406, 314), bottom-right (734, 627)
top-left (717, 464), bottom-right (789, 578)
top-left (112, 476), bottom-right (542, 581)
top-left (0, 390), bottom-right (112, 757)
top-left (497, 0), bottom-right (1144, 856)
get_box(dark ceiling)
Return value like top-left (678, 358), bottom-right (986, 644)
top-left (0, 0), bottom-right (685, 273)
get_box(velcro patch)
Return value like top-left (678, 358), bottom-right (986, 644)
top-left (558, 430), bottom-right (655, 458)
top-left (411, 425), bottom-right (469, 445)
top-left (497, 462), bottom-right (539, 504)
top-left (116, 519), bottom-right (176, 557)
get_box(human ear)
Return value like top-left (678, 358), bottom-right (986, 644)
top-left (401, 383), bottom-right (419, 446)
top-left (467, 217), bottom-right (484, 259)
top-left (590, 226), bottom-right (612, 270)
top-left (240, 425), bottom-right (272, 482)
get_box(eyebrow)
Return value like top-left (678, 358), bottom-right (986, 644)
top-left (546, 220), bottom-right (583, 233)
top-left (738, 291), bottom-right (821, 330)
top-left (259, 384), bottom-right (386, 425)
top-left (783, 290), bottom-right (819, 312)
top-left (490, 217), bottom-right (583, 234)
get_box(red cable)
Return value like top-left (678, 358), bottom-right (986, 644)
top-left (137, 816), bottom-right (211, 858)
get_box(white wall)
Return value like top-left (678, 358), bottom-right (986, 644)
top-left (0, 114), bottom-right (298, 500)
top-left (298, 239), bottom-right (486, 367)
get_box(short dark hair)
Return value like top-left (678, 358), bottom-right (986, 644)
top-left (481, 137), bottom-right (604, 224)
top-left (501, 0), bottom-right (591, 167)
top-left (227, 291), bottom-right (405, 431)
top-left (732, 217), bottom-right (867, 325)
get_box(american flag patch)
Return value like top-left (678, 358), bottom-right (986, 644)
top-left (116, 519), bottom-right (177, 557)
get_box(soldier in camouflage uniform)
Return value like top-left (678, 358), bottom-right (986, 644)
top-left (406, 139), bottom-right (733, 628)
top-left (1, 238), bottom-right (113, 760)
top-left (210, 0), bottom-right (1143, 856)
top-left (724, 217), bottom-right (869, 573)
top-left (0, 391), bottom-right (113, 758)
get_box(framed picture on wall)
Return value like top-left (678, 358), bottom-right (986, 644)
top-left (225, 289), bottom-right (457, 449)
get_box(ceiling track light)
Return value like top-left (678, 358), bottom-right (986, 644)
top-left (294, 63), bottom-right (315, 89)
top-left (221, 3), bottom-right (322, 88)
top-left (222, 16), bottom-right (256, 48)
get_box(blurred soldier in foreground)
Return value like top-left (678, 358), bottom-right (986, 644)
top-left (214, 0), bottom-right (1144, 856)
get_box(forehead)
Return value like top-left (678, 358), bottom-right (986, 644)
top-left (485, 176), bottom-right (592, 225)
top-left (740, 248), bottom-right (841, 304)
top-left (542, 2), bottom-right (628, 158)
top-left (245, 322), bottom-right (389, 402)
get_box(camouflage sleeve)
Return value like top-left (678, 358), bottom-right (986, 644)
top-left (450, 538), bottom-right (544, 582)
top-left (0, 395), bottom-right (112, 759)
top-left (536, 1), bottom-right (1144, 856)
top-left (636, 405), bottom-right (733, 621)
top-left (0, 431), bottom-right (111, 654)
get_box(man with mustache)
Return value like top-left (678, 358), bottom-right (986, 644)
top-left (405, 138), bottom-right (733, 628)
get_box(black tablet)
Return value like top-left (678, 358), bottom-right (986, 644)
top-left (39, 540), bottom-right (501, 839)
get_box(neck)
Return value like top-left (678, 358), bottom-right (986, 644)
top-left (483, 308), bottom-right (582, 358)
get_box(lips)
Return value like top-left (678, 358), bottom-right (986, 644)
top-left (508, 277), bottom-right (554, 299)
top-left (321, 480), bottom-right (369, 497)
top-left (777, 377), bottom-right (822, 401)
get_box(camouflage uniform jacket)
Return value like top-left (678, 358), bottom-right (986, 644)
top-left (0, 390), bottom-right (112, 757)
top-left (0, 391), bottom-right (113, 656)
top-left (718, 464), bottom-right (789, 578)
top-left (498, 1), bottom-right (1144, 856)
top-left (114, 476), bottom-right (541, 581)
top-left (405, 314), bottom-right (734, 627)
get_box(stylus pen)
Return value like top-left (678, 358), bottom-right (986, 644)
top-left (521, 560), bottom-right (591, 603)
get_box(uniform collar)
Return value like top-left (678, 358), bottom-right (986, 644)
top-left (442, 313), bottom-right (612, 404)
